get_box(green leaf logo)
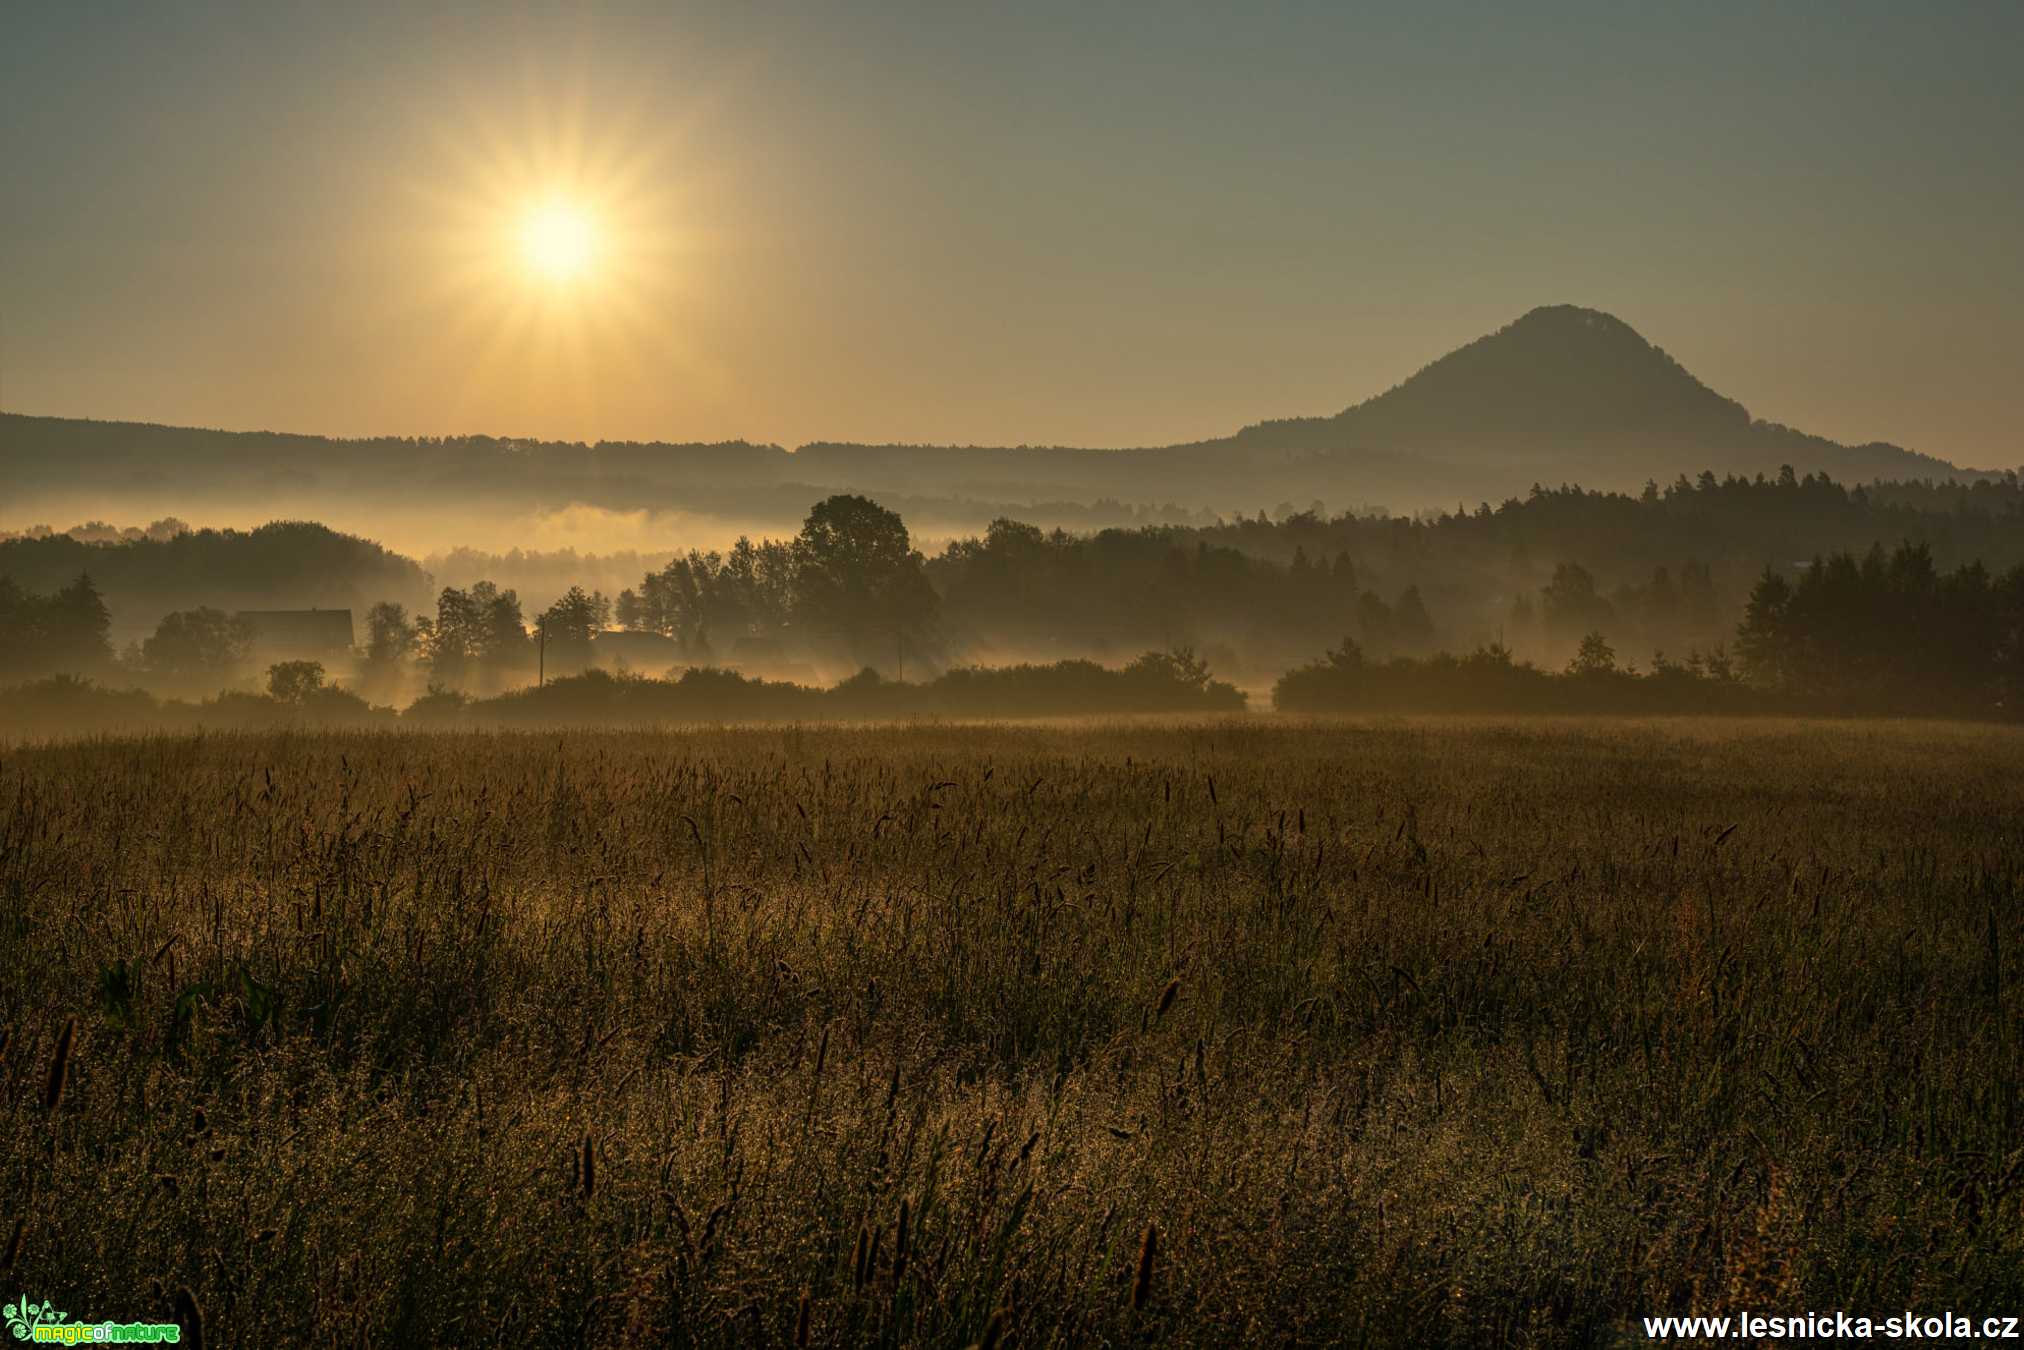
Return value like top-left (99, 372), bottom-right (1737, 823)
top-left (5, 1294), bottom-right (70, 1339)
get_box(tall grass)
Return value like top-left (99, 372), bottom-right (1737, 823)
top-left (0, 718), bottom-right (2018, 1345)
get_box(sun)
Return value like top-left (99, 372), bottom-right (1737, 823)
top-left (414, 86), bottom-right (704, 427)
top-left (518, 201), bottom-right (599, 283)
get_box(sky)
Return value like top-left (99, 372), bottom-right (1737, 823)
top-left (2, 0), bottom-right (2019, 466)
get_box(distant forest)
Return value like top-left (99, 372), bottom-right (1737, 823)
top-left (0, 520), bottom-right (426, 642)
top-left (926, 468), bottom-right (2024, 674)
top-left (3, 454), bottom-right (2023, 729)
top-left (7, 465), bottom-right (2023, 687)
top-left (1276, 541), bottom-right (2024, 716)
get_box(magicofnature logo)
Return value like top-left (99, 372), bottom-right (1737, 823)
top-left (5, 1295), bottom-right (181, 1344)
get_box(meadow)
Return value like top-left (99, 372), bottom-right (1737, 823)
top-left (1, 718), bottom-right (2019, 1346)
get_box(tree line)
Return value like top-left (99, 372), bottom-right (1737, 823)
top-left (609, 496), bottom-right (934, 667)
top-left (8, 477), bottom-right (2024, 717)
top-left (0, 520), bottom-right (429, 637)
top-left (11, 466), bottom-right (2023, 677)
top-left (1735, 541), bottom-right (2024, 712)
top-left (0, 650), bottom-right (1241, 739)
top-left (1276, 542), bottom-right (2024, 718)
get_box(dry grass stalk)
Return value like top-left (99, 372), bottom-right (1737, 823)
top-left (43, 1016), bottom-right (76, 1113)
top-left (1131, 1220), bottom-right (1158, 1313)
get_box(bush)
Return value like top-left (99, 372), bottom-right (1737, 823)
top-left (1274, 640), bottom-right (1766, 715)
top-left (433, 652), bottom-right (1248, 727)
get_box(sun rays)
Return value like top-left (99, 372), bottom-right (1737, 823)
top-left (407, 73), bottom-right (710, 431)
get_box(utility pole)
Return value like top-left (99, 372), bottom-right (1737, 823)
top-left (537, 618), bottom-right (546, 687)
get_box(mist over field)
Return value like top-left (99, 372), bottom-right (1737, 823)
top-left (5, 1), bottom-right (2024, 1345)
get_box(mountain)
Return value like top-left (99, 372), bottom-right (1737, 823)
top-left (0, 306), bottom-right (1994, 544)
top-left (1228, 305), bottom-right (1972, 484)
top-left (1244, 306), bottom-right (1749, 455)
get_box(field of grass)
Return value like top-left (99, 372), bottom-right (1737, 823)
top-left (2, 718), bottom-right (2020, 1346)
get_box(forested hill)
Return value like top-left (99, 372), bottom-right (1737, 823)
top-left (2, 308), bottom-right (1997, 532)
top-left (0, 413), bottom-right (794, 502)
top-left (0, 521), bottom-right (430, 635)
